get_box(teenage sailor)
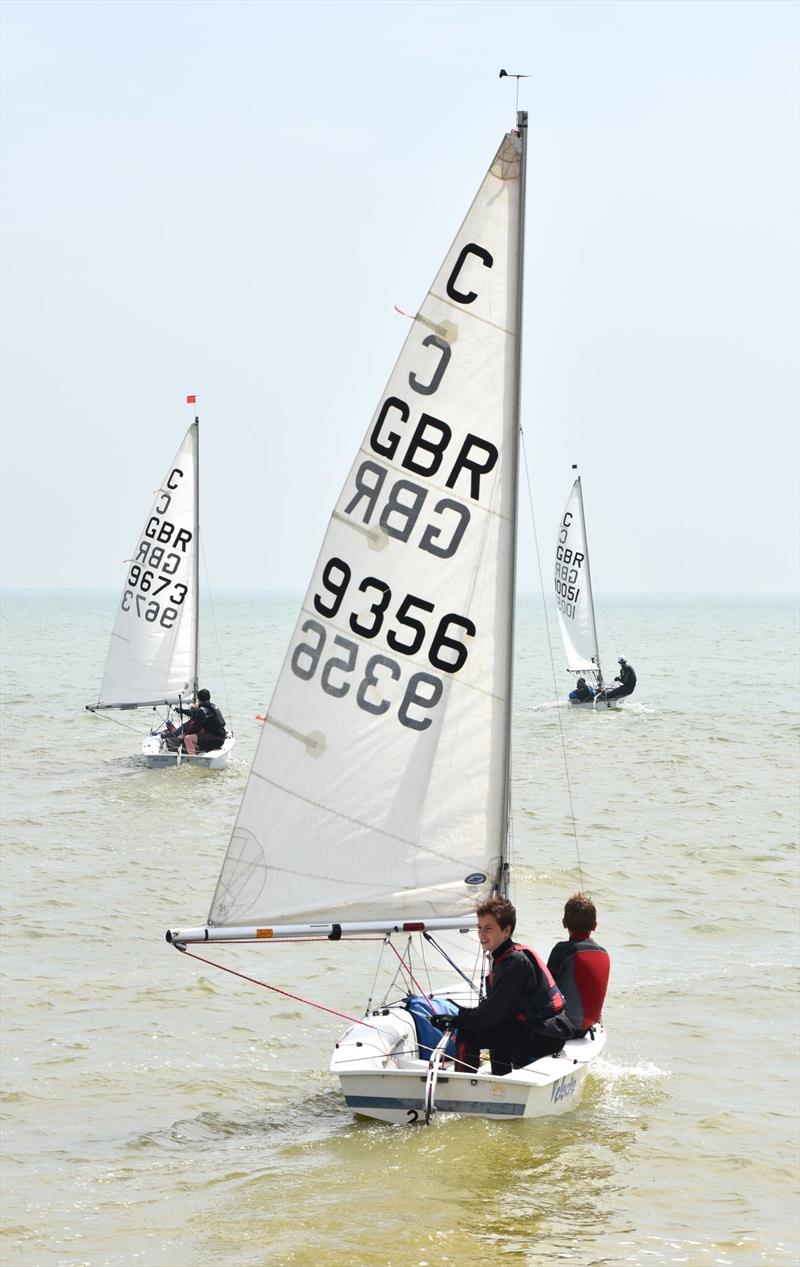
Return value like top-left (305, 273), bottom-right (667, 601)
top-left (176, 688), bottom-right (227, 754)
top-left (597, 657), bottom-right (636, 702)
top-left (547, 893), bottom-right (610, 1037)
top-left (430, 896), bottom-right (571, 1074)
top-left (569, 676), bottom-right (596, 703)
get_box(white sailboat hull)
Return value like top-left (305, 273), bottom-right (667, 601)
top-left (331, 1010), bottom-right (606, 1125)
top-left (141, 733), bottom-right (235, 769)
top-left (568, 696), bottom-right (627, 709)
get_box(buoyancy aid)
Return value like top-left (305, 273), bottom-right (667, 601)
top-left (491, 941), bottom-right (565, 1022)
top-left (192, 702), bottom-right (226, 736)
top-left (547, 934), bottom-right (609, 1033)
top-left (205, 702), bottom-right (227, 736)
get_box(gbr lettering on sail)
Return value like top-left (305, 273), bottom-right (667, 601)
top-left (289, 243), bottom-right (500, 733)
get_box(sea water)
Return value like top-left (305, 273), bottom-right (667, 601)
top-left (1, 591), bottom-right (797, 1267)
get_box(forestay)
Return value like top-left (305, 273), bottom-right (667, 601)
top-left (209, 130), bottom-right (524, 930)
top-left (554, 477), bottom-right (601, 677)
top-left (93, 424), bottom-right (198, 709)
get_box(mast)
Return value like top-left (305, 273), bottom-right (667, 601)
top-left (499, 108), bottom-right (528, 897)
top-left (574, 470), bottom-right (603, 690)
top-left (191, 415), bottom-right (200, 699)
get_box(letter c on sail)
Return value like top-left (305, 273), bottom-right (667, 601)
top-left (409, 334), bottom-right (452, 396)
top-left (445, 244), bottom-right (494, 305)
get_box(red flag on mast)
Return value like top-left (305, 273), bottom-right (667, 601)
top-left (186, 394), bottom-right (197, 404)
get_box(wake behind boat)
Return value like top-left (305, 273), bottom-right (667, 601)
top-left (86, 408), bottom-right (234, 768)
top-left (167, 110), bottom-right (606, 1124)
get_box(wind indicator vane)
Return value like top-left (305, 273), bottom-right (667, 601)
top-left (499, 68), bottom-right (529, 113)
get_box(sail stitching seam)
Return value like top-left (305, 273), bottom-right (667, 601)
top-left (427, 290), bottom-right (515, 336)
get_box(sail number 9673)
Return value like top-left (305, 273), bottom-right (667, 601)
top-left (120, 591), bottom-right (180, 628)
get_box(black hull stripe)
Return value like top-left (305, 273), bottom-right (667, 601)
top-left (344, 1094), bottom-right (525, 1116)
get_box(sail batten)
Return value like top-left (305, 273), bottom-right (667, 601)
top-left (92, 425), bottom-right (199, 710)
top-left (206, 125), bottom-right (525, 930)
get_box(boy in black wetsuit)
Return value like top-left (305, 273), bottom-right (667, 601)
top-left (431, 896), bottom-right (570, 1075)
top-left (597, 658), bottom-right (636, 701)
top-left (176, 688), bottom-right (227, 754)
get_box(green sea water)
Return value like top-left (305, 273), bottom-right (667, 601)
top-left (1, 590), bottom-right (798, 1267)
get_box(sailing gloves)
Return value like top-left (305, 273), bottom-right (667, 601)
top-left (430, 1014), bottom-right (456, 1031)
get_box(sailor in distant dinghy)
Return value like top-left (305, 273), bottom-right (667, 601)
top-left (171, 688), bottom-right (227, 754)
top-left (597, 657), bottom-right (636, 702)
top-left (569, 676), bottom-right (596, 704)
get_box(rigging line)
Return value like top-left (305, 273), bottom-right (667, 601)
top-left (177, 947), bottom-right (381, 1030)
top-left (88, 709), bottom-right (150, 736)
top-left (364, 934), bottom-right (391, 1017)
top-left (519, 428), bottom-right (585, 890)
top-left (386, 940), bottom-right (433, 1002)
top-left (378, 938), bottom-right (412, 1003)
top-left (417, 931), bottom-right (434, 995)
top-left (199, 536), bottom-right (232, 727)
top-left (574, 505), bottom-right (618, 663)
top-left (422, 933), bottom-right (478, 992)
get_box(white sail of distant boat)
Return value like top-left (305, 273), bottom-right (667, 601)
top-left (555, 473), bottom-right (604, 697)
top-left (168, 112), bottom-right (606, 1123)
top-left (87, 413), bottom-right (234, 769)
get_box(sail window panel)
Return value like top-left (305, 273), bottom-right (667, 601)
top-left (209, 676), bottom-right (506, 927)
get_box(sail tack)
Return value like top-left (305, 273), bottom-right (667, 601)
top-left (554, 478), bottom-right (601, 677)
top-left (209, 129), bottom-right (525, 929)
top-left (93, 424), bottom-right (198, 709)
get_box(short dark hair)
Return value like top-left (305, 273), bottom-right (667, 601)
top-left (563, 892), bottom-right (597, 934)
top-left (476, 895), bottom-right (516, 933)
top-left (197, 688), bottom-right (211, 703)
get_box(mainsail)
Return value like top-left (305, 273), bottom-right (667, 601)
top-left (91, 423), bottom-right (199, 709)
top-left (207, 125), bottom-right (526, 931)
top-left (554, 476), bottom-right (602, 684)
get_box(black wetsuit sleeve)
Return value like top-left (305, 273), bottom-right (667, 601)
top-left (456, 954), bottom-right (533, 1032)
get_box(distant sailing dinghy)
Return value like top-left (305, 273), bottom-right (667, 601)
top-left (555, 473), bottom-right (608, 706)
top-left (87, 412), bottom-right (234, 769)
top-left (168, 112), bottom-right (606, 1124)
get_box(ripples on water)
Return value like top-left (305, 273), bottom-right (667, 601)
top-left (1, 592), bottom-right (797, 1266)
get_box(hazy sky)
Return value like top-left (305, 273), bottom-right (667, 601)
top-left (2, 0), bottom-right (797, 593)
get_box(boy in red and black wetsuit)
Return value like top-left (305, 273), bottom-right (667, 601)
top-left (546, 893), bottom-right (610, 1037)
top-left (431, 896), bottom-right (571, 1075)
